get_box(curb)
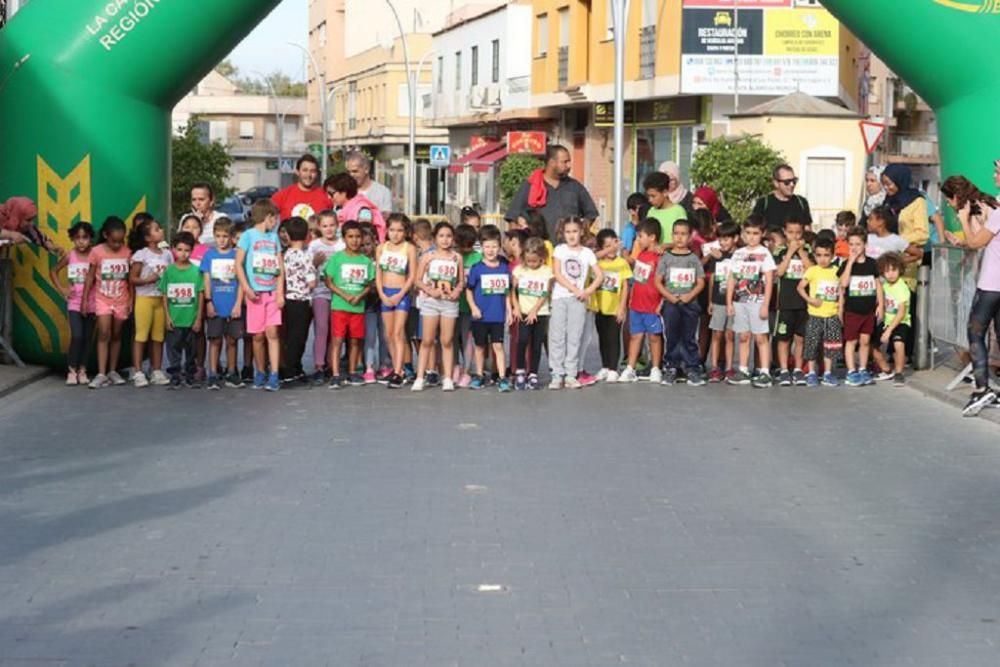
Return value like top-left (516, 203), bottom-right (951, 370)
top-left (0, 366), bottom-right (51, 400)
top-left (907, 369), bottom-right (1000, 426)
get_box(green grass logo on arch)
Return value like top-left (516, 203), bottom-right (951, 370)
top-left (933, 0), bottom-right (1000, 13)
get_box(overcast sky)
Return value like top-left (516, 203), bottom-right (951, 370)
top-left (227, 0), bottom-right (309, 80)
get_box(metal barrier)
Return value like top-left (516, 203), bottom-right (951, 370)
top-left (0, 243), bottom-right (25, 367)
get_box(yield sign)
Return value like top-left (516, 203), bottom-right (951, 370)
top-left (859, 120), bottom-right (886, 154)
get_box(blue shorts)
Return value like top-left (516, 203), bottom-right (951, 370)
top-left (380, 287), bottom-right (412, 313)
top-left (629, 310), bottom-right (663, 336)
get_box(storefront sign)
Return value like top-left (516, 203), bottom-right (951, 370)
top-left (594, 97), bottom-right (701, 127)
top-left (470, 135), bottom-right (489, 150)
top-left (506, 131), bottom-right (547, 155)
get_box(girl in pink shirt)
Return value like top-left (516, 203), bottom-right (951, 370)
top-left (82, 216), bottom-right (132, 388)
top-left (180, 214), bottom-right (210, 267)
top-left (50, 221), bottom-right (97, 385)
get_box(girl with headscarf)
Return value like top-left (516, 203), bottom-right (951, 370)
top-left (658, 161), bottom-right (694, 215)
top-left (0, 197), bottom-right (61, 255)
top-left (860, 166), bottom-right (886, 227)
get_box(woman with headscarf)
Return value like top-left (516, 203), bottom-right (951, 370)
top-left (860, 166), bottom-right (886, 228)
top-left (658, 161), bottom-right (694, 217)
top-left (0, 197), bottom-right (62, 255)
top-left (882, 165), bottom-right (929, 251)
top-left (691, 185), bottom-right (733, 224)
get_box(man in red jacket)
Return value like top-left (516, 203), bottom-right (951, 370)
top-left (271, 154), bottom-right (333, 220)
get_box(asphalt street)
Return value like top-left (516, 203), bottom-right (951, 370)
top-left (1, 376), bottom-right (999, 666)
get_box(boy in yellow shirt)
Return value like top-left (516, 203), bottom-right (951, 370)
top-left (797, 237), bottom-right (842, 387)
top-left (590, 229), bottom-right (632, 382)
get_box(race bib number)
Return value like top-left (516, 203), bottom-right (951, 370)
top-left (68, 262), bottom-right (89, 285)
top-left (427, 259), bottom-right (458, 286)
top-left (481, 273), bottom-right (510, 295)
top-left (340, 264), bottom-right (369, 285)
top-left (701, 240), bottom-right (721, 258)
top-left (848, 275), bottom-right (876, 298)
top-left (668, 267), bottom-right (696, 291)
top-left (817, 281), bottom-right (839, 302)
top-left (167, 283), bottom-right (196, 304)
top-left (786, 258), bottom-right (805, 280)
top-left (100, 258), bottom-right (129, 281)
top-left (380, 250), bottom-right (408, 275)
top-left (885, 294), bottom-right (898, 317)
top-left (634, 260), bottom-right (653, 284)
top-left (210, 258), bottom-right (236, 282)
top-left (517, 276), bottom-right (548, 298)
top-left (714, 260), bottom-right (731, 284)
top-left (252, 252), bottom-right (280, 276)
top-left (599, 272), bottom-right (621, 293)
top-left (734, 262), bottom-right (760, 281)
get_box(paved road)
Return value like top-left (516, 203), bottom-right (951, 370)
top-left (1, 378), bottom-right (999, 666)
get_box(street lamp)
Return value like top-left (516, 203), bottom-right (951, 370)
top-left (288, 41), bottom-right (329, 177)
top-left (611, 0), bottom-right (630, 235)
top-left (252, 70), bottom-right (285, 185)
top-left (385, 0), bottom-right (415, 214)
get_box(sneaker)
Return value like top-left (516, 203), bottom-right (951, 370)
top-left (792, 369), bottom-right (807, 386)
top-left (577, 371), bottom-right (598, 387)
top-left (306, 370), bottom-right (323, 386)
top-left (805, 372), bottom-right (819, 388)
top-left (860, 369), bottom-right (875, 386)
top-left (876, 370), bottom-right (895, 382)
top-left (893, 373), bottom-right (906, 387)
top-left (253, 371), bottom-right (266, 390)
top-left (88, 373), bottom-right (110, 389)
top-left (348, 373), bottom-right (365, 387)
top-left (776, 370), bottom-right (792, 387)
top-left (149, 370), bottom-right (170, 386)
top-left (442, 378), bottom-right (456, 392)
top-left (637, 366), bottom-right (651, 381)
top-left (844, 371), bottom-right (863, 387)
top-left (410, 378), bottom-right (425, 392)
top-left (266, 373), bottom-right (280, 392)
top-left (328, 375), bottom-right (344, 390)
top-left (403, 363), bottom-right (416, 381)
top-left (225, 372), bottom-right (243, 388)
top-left (649, 367), bottom-right (664, 384)
top-left (66, 371), bottom-right (78, 386)
top-left (363, 369), bottom-right (377, 384)
top-left (725, 368), bottom-right (737, 382)
top-left (618, 367), bottom-right (638, 383)
top-left (528, 373), bottom-right (540, 390)
top-left (453, 367), bottom-right (464, 385)
top-left (458, 372), bottom-right (473, 388)
top-left (132, 370), bottom-right (149, 388)
top-left (752, 372), bottom-right (773, 388)
top-left (167, 375), bottom-right (183, 390)
top-left (707, 368), bottom-right (724, 383)
top-left (687, 370), bottom-right (706, 387)
top-left (241, 366), bottom-right (254, 383)
top-left (498, 378), bottom-right (512, 393)
top-left (194, 367), bottom-right (207, 385)
top-left (822, 373), bottom-right (839, 387)
top-left (514, 371), bottom-right (527, 391)
top-left (469, 375), bottom-right (484, 390)
top-left (107, 370), bottom-right (126, 386)
top-left (207, 375), bottom-right (222, 391)
top-left (426, 371), bottom-right (441, 387)
top-left (77, 370), bottom-right (90, 385)
top-left (963, 388), bottom-right (997, 417)
top-left (384, 373), bottom-right (401, 389)
top-left (726, 370), bottom-right (751, 386)
top-left (564, 376), bottom-right (582, 389)
top-left (606, 370), bottom-right (620, 383)
top-left (377, 367), bottom-right (393, 383)
top-left (595, 368), bottom-right (609, 382)
top-left (549, 376), bottom-right (563, 390)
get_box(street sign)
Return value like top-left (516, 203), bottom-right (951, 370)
top-left (308, 143), bottom-right (323, 160)
top-left (860, 120), bottom-right (886, 154)
top-left (429, 144), bottom-right (451, 167)
top-left (280, 158), bottom-right (295, 174)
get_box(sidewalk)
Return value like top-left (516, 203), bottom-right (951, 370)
top-left (908, 364), bottom-right (1000, 425)
top-left (0, 363), bottom-right (49, 399)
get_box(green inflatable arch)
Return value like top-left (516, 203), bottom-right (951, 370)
top-left (0, 0), bottom-right (997, 366)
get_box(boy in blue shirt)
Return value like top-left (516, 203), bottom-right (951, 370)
top-left (200, 218), bottom-right (244, 389)
top-left (465, 226), bottom-right (513, 392)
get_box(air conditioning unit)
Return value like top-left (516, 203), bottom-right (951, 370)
top-left (485, 85), bottom-right (502, 108)
top-left (468, 86), bottom-right (486, 109)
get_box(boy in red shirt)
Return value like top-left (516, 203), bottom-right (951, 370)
top-left (619, 219), bottom-right (664, 383)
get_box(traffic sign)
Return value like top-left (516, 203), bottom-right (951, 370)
top-left (280, 158), bottom-right (295, 174)
top-left (429, 144), bottom-right (451, 167)
top-left (859, 120), bottom-right (886, 154)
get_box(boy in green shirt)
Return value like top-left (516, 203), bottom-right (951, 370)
top-left (160, 232), bottom-right (204, 388)
top-left (324, 221), bottom-right (375, 389)
top-left (872, 252), bottom-right (911, 386)
top-left (641, 170), bottom-right (687, 249)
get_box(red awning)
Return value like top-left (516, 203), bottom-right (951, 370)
top-left (447, 141), bottom-right (501, 174)
top-left (470, 145), bottom-right (508, 173)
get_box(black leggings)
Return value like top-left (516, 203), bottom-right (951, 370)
top-left (67, 311), bottom-right (94, 369)
top-left (594, 313), bottom-right (622, 370)
top-left (968, 289), bottom-right (1000, 390)
top-left (516, 316), bottom-right (549, 374)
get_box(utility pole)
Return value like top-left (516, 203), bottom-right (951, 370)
top-left (611, 0), bottom-right (631, 235)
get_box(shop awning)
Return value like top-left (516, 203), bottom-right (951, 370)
top-left (447, 142), bottom-right (501, 174)
top-left (470, 145), bottom-right (508, 173)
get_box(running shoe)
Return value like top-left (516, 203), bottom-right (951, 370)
top-left (821, 373), bottom-right (839, 387)
top-left (225, 372), bottom-right (243, 388)
top-left (66, 371), bottom-right (78, 386)
top-left (707, 368), bottom-right (724, 383)
top-left (426, 371), bottom-right (441, 387)
top-left (458, 372), bottom-right (473, 388)
top-left (253, 370), bottom-right (267, 390)
top-left (752, 372), bottom-right (773, 388)
top-left (377, 367), bottom-right (393, 383)
top-left (497, 378), bottom-right (512, 393)
top-left (565, 376), bottom-right (582, 389)
top-left (805, 372), bottom-right (820, 388)
top-left (687, 370), bottom-right (706, 387)
top-left (963, 388), bottom-right (997, 417)
top-left (844, 371), bottom-right (863, 387)
top-left (618, 367), bottom-right (638, 383)
top-left (348, 373), bottom-right (365, 387)
top-left (266, 373), bottom-right (280, 392)
top-left (88, 373), bottom-right (110, 389)
top-left (241, 366), bottom-right (254, 383)
top-left (77, 370), bottom-right (90, 385)
top-left (726, 370), bottom-right (751, 386)
top-left (776, 370), bottom-right (792, 387)
top-left (442, 378), bottom-right (456, 392)
top-left (168, 375), bottom-right (183, 390)
top-left (577, 371), bottom-right (598, 387)
top-left (528, 373), bottom-right (540, 390)
top-left (363, 369), bottom-right (377, 384)
top-left (328, 375), bottom-right (344, 390)
top-left (876, 370), bottom-right (895, 382)
top-left (893, 373), bottom-right (906, 387)
top-left (387, 373), bottom-right (404, 389)
top-left (860, 369), bottom-right (875, 386)
top-left (514, 371), bottom-right (527, 391)
top-left (469, 375), bottom-right (484, 390)
top-left (150, 370), bottom-right (170, 386)
top-left (310, 370), bottom-right (326, 386)
top-left (595, 368), bottom-right (609, 382)
top-left (549, 376), bottom-right (563, 390)
top-left (107, 370), bottom-right (127, 386)
top-left (649, 367), bottom-right (664, 384)
top-left (606, 370), bottom-right (620, 383)
top-left (410, 378), bottom-right (425, 392)
top-left (133, 371), bottom-right (149, 388)
top-left (792, 369), bottom-right (807, 386)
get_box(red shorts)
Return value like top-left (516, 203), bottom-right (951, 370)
top-left (331, 310), bottom-right (365, 339)
top-left (842, 311), bottom-right (875, 342)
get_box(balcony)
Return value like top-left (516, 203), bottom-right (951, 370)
top-left (883, 132), bottom-right (939, 165)
top-left (558, 46), bottom-right (569, 89)
top-left (891, 79), bottom-right (932, 114)
top-left (639, 25), bottom-right (656, 80)
top-left (227, 138), bottom-right (310, 158)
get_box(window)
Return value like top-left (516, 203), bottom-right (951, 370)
top-left (437, 56), bottom-right (443, 93)
top-left (471, 45), bottom-right (479, 86)
top-left (559, 8), bottom-right (569, 48)
top-left (208, 120), bottom-right (228, 144)
top-left (348, 80), bottom-right (357, 130)
top-left (455, 50), bottom-right (462, 90)
top-left (239, 121), bottom-right (254, 139)
top-left (491, 39), bottom-right (500, 83)
top-left (537, 14), bottom-right (548, 56)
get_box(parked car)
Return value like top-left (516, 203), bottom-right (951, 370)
top-left (217, 195), bottom-right (249, 224)
top-left (241, 185), bottom-right (279, 204)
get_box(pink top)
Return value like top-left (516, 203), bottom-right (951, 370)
top-left (66, 249), bottom-right (96, 313)
top-left (88, 243), bottom-right (132, 307)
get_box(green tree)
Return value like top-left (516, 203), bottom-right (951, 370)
top-left (498, 154), bottom-right (544, 209)
top-left (215, 59), bottom-right (239, 79)
top-left (171, 119), bottom-right (234, 224)
top-left (690, 134), bottom-right (786, 222)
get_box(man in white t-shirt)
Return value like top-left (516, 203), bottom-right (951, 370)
top-left (346, 151), bottom-right (393, 213)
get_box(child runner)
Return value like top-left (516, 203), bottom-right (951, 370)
top-left (179, 213), bottom-right (210, 384)
top-left (872, 252), bottom-right (910, 386)
top-left (838, 225), bottom-right (881, 387)
top-left (548, 217), bottom-right (603, 390)
top-left (160, 232), bottom-right (204, 388)
top-left (512, 238), bottom-right (554, 390)
top-left (409, 219), bottom-right (434, 383)
top-left (235, 199), bottom-right (285, 391)
top-left (622, 192), bottom-right (649, 260)
top-left (465, 226), bottom-right (513, 392)
top-left (82, 216), bottom-right (132, 388)
top-left (412, 222), bottom-right (464, 392)
top-left (866, 206), bottom-right (915, 262)
top-left (726, 216), bottom-right (776, 387)
top-left (307, 210), bottom-right (344, 383)
top-left (591, 229), bottom-right (631, 383)
top-left (50, 221), bottom-right (96, 385)
top-left (376, 213), bottom-right (417, 389)
top-left (325, 221), bottom-right (375, 389)
top-left (772, 217), bottom-right (813, 387)
top-left (280, 217), bottom-right (317, 384)
top-left (619, 219), bottom-right (663, 384)
top-left (360, 225), bottom-right (386, 383)
top-left (128, 213), bottom-right (172, 388)
top-left (834, 211), bottom-right (856, 260)
top-left (454, 223), bottom-right (482, 386)
top-left (705, 221), bottom-right (739, 382)
top-left (200, 217), bottom-right (244, 389)
top-left (655, 219), bottom-right (706, 386)
top-left (797, 237), bottom-right (842, 387)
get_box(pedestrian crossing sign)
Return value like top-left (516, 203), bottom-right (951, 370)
top-left (429, 145), bottom-right (451, 167)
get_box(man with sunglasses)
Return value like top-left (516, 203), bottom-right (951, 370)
top-left (753, 164), bottom-right (813, 233)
